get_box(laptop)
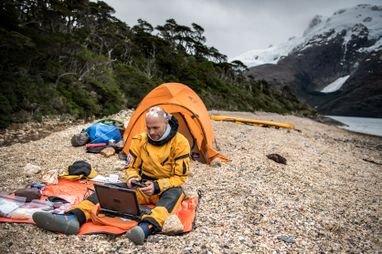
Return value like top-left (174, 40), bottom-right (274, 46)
top-left (94, 184), bottom-right (148, 221)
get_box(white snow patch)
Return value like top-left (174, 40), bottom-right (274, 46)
top-left (358, 37), bottom-right (382, 52)
top-left (321, 75), bottom-right (350, 93)
top-left (230, 37), bottom-right (304, 67)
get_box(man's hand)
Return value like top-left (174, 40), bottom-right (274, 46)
top-left (127, 177), bottom-right (139, 189)
top-left (140, 181), bottom-right (154, 196)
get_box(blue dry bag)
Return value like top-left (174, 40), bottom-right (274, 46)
top-left (85, 122), bottom-right (122, 144)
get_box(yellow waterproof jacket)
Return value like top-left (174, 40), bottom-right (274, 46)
top-left (125, 132), bottom-right (190, 195)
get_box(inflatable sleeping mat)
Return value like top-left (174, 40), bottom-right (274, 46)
top-left (0, 179), bottom-right (199, 235)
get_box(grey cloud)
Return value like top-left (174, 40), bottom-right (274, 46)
top-left (104, 0), bottom-right (380, 58)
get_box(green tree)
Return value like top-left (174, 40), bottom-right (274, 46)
top-left (0, 0), bottom-right (312, 129)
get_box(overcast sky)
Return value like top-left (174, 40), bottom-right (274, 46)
top-left (103, 0), bottom-right (380, 59)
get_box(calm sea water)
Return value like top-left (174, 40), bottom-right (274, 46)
top-left (327, 116), bottom-right (382, 137)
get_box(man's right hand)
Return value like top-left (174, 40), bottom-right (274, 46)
top-left (127, 177), bottom-right (139, 189)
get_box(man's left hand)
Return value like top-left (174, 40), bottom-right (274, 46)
top-left (140, 181), bottom-right (154, 195)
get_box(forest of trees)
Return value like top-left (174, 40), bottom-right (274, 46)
top-left (0, 0), bottom-right (311, 128)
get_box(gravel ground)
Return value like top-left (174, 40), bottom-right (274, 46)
top-left (0, 111), bottom-right (381, 253)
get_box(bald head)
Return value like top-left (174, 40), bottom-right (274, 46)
top-left (146, 106), bottom-right (168, 121)
top-left (146, 106), bottom-right (169, 141)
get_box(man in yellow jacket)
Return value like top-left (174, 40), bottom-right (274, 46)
top-left (33, 106), bottom-right (190, 245)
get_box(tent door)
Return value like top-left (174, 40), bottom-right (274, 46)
top-left (172, 113), bottom-right (201, 162)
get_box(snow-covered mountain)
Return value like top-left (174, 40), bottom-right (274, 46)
top-left (233, 4), bottom-right (382, 117)
top-left (233, 4), bottom-right (382, 68)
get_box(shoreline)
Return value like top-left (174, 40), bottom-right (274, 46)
top-left (326, 115), bottom-right (382, 138)
top-left (1, 112), bottom-right (380, 147)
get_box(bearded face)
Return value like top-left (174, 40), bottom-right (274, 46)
top-left (146, 115), bottom-right (168, 141)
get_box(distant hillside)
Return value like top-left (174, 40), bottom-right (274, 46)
top-left (0, 0), bottom-right (312, 128)
top-left (233, 4), bottom-right (382, 117)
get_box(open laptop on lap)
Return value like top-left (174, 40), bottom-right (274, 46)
top-left (94, 184), bottom-right (149, 221)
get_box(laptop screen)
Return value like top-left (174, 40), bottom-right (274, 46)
top-left (94, 184), bottom-right (140, 216)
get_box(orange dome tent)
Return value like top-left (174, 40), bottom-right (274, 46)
top-left (123, 83), bottom-right (228, 164)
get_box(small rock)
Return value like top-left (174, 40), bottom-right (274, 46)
top-left (112, 160), bottom-right (126, 171)
top-left (41, 169), bottom-right (59, 185)
top-left (277, 235), bottom-right (295, 244)
top-left (210, 159), bottom-right (222, 167)
top-left (100, 147), bottom-right (115, 157)
top-left (255, 229), bottom-right (261, 236)
top-left (71, 131), bottom-right (89, 147)
top-left (118, 152), bottom-right (127, 161)
top-left (183, 247), bottom-right (193, 254)
top-left (117, 110), bottom-right (129, 117)
top-left (183, 186), bottom-right (199, 199)
top-left (162, 215), bottom-right (184, 235)
top-left (266, 153), bottom-right (287, 165)
top-left (23, 163), bottom-right (42, 176)
top-left (113, 140), bottom-right (124, 151)
top-left (31, 133), bottom-right (40, 140)
top-left (148, 236), bottom-right (161, 243)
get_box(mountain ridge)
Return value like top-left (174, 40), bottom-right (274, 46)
top-left (232, 4), bottom-right (382, 117)
top-left (233, 4), bottom-right (382, 69)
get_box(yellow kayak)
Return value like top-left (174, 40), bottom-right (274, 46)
top-left (210, 115), bottom-right (295, 129)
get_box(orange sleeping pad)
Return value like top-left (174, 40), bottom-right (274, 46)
top-left (0, 179), bottom-right (199, 235)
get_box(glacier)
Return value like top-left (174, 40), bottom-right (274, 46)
top-left (320, 75), bottom-right (350, 93)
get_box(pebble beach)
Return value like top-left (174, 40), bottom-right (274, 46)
top-left (0, 111), bottom-right (381, 253)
